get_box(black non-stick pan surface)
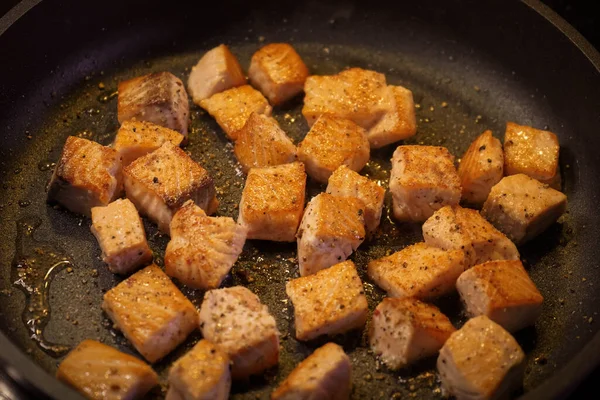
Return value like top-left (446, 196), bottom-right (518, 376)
top-left (1, 0), bottom-right (600, 398)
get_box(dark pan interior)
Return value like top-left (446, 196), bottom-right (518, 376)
top-left (1, 0), bottom-right (600, 398)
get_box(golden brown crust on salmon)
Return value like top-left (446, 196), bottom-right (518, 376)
top-left (367, 85), bottom-right (417, 148)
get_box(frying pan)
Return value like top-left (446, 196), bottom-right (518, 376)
top-left (1, 0), bottom-right (600, 398)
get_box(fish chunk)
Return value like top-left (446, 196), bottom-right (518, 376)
top-left (302, 67), bottom-right (390, 129)
top-left (297, 193), bottom-right (366, 276)
top-left (47, 136), bottom-right (123, 217)
top-left (481, 174), bottom-right (567, 244)
top-left (367, 242), bottom-right (466, 300)
top-left (238, 162), bottom-right (306, 242)
top-left (249, 43), bottom-right (309, 105)
top-left (370, 298), bottom-right (455, 370)
top-left (113, 120), bottom-right (184, 167)
top-left (233, 113), bottom-right (297, 173)
top-left (102, 264), bottom-right (198, 363)
top-left (57, 340), bottom-right (158, 400)
top-left (423, 205), bottom-right (519, 267)
top-left (123, 142), bottom-right (218, 233)
top-left (187, 44), bottom-right (246, 105)
top-left (199, 286), bottom-right (279, 379)
top-left (271, 343), bottom-right (351, 400)
top-left (165, 200), bottom-right (247, 290)
top-left (286, 260), bottom-right (368, 341)
top-left (118, 72), bottom-right (189, 138)
top-left (437, 316), bottom-right (525, 400)
top-left (367, 85), bottom-right (417, 148)
top-left (390, 145), bottom-right (461, 222)
top-left (200, 85), bottom-right (272, 140)
top-left (457, 260), bottom-right (543, 333)
top-left (91, 198), bottom-right (153, 275)
top-left (297, 114), bottom-right (370, 183)
top-left (326, 165), bottom-right (385, 236)
top-left (167, 340), bottom-right (231, 400)
top-left (458, 130), bottom-right (504, 206)
top-left (504, 122), bottom-right (560, 188)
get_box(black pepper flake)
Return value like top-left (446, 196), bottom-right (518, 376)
top-left (478, 145), bottom-right (486, 151)
top-left (153, 177), bottom-right (159, 183)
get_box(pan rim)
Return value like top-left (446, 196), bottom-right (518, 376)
top-left (0, 0), bottom-right (599, 399)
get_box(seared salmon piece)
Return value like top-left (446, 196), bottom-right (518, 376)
top-left (118, 72), bottom-right (189, 138)
top-left (367, 85), bottom-right (417, 149)
top-left (286, 260), bottom-right (368, 341)
top-left (200, 85), bottom-right (272, 140)
top-left (504, 122), bottom-right (560, 188)
top-left (102, 264), bottom-right (198, 363)
top-left (238, 162), bottom-right (306, 242)
top-left (123, 142), bottom-right (218, 233)
top-left (390, 145), bottom-right (461, 222)
top-left (457, 260), bottom-right (543, 333)
top-left (271, 343), bottom-right (351, 400)
top-left (56, 340), bottom-right (158, 400)
top-left (326, 165), bottom-right (385, 236)
top-left (187, 44), bottom-right (246, 105)
top-left (302, 67), bottom-right (390, 129)
top-left (91, 198), bottom-right (153, 275)
top-left (297, 114), bottom-right (370, 183)
top-left (437, 316), bottom-right (525, 400)
top-left (199, 286), bottom-right (279, 379)
top-left (165, 200), bottom-right (247, 290)
top-left (458, 130), bottom-right (504, 206)
top-left (297, 193), bottom-right (366, 276)
top-left (47, 136), bottom-right (123, 217)
top-left (167, 339), bottom-right (231, 400)
top-left (113, 120), bottom-right (184, 167)
top-left (370, 298), bottom-right (455, 370)
top-left (481, 174), bottom-right (567, 244)
top-left (423, 205), bottom-right (519, 267)
top-left (248, 43), bottom-right (309, 105)
top-left (233, 113), bottom-right (297, 173)
top-left (367, 242), bottom-right (466, 300)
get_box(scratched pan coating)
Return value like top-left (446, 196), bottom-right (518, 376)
top-left (1, 0), bottom-right (600, 399)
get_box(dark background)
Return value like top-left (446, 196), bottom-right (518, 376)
top-left (0, 0), bottom-right (598, 399)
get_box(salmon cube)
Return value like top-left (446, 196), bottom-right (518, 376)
top-left (437, 316), bottom-right (525, 400)
top-left (113, 120), bottom-right (184, 167)
top-left (187, 44), bottom-right (246, 105)
top-left (481, 174), bottom-right (567, 244)
top-left (297, 114), bottom-right (370, 183)
top-left (56, 340), bottom-right (158, 400)
top-left (271, 343), bottom-right (351, 400)
top-left (102, 264), bottom-right (198, 363)
top-left (165, 200), bottom-right (247, 290)
top-left (457, 260), bottom-right (543, 333)
top-left (118, 72), bottom-right (189, 138)
top-left (458, 130), bottom-right (504, 206)
top-left (302, 67), bottom-right (390, 129)
top-left (370, 298), bottom-right (455, 370)
top-left (297, 193), bottom-right (366, 276)
top-left (123, 142), bottom-right (218, 233)
top-left (248, 43), bottom-right (309, 105)
top-left (47, 136), bottom-right (123, 217)
top-left (367, 242), bottom-right (466, 300)
top-left (326, 165), bottom-right (385, 236)
top-left (286, 260), bottom-right (368, 341)
top-left (167, 339), bottom-right (231, 400)
top-left (233, 113), bottom-right (297, 173)
top-left (238, 162), bottom-right (306, 242)
top-left (504, 122), bottom-right (560, 188)
top-left (390, 145), bottom-right (461, 222)
top-left (367, 85), bottom-right (417, 149)
top-left (91, 198), bottom-right (153, 275)
top-left (423, 205), bottom-right (519, 267)
top-left (200, 85), bottom-right (272, 140)
top-left (199, 286), bottom-right (279, 379)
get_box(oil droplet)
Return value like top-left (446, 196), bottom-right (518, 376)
top-left (97, 89), bottom-right (118, 104)
top-left (12, 217), bottom-right (72, 357)
top-left (38, 161), bottom-right (56, 172)
top-left (18, 200), bottom-right (31, 208)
